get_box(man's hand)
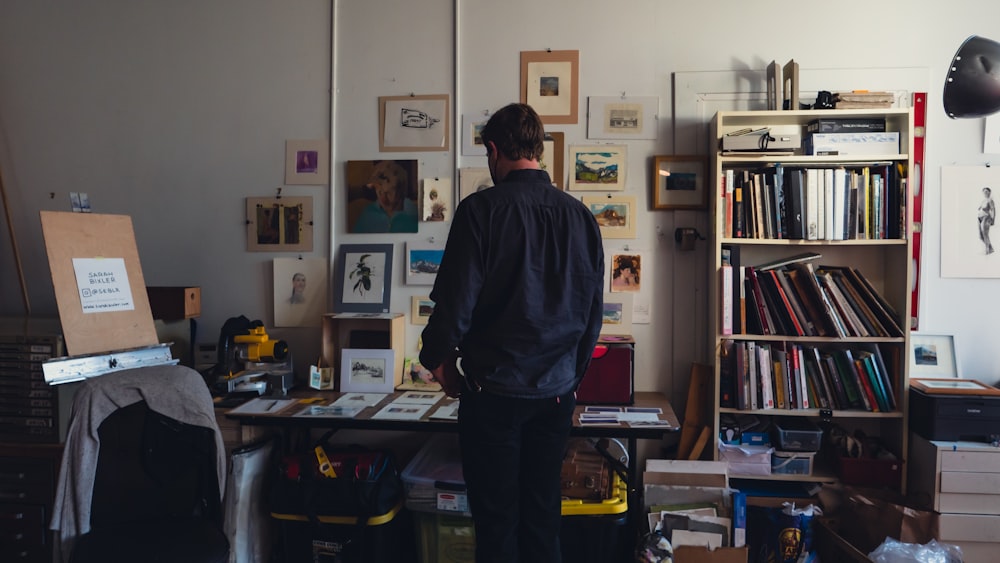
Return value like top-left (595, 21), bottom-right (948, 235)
top-left (432, 352), bottom-right (463, 398)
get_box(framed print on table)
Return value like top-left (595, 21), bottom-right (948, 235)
top-left (379, 94), bottom-right (450, 152)
top-left (908, 334), bottom-right (960, 380)
top-left (582, 195), bottom-right (637, 239)
top-left (520, 50), bottom-right (579, 125)
top-left (284, 140), bottom-right (330, 185)
top-left (540, 132), bottom-right (565, 189)
top-left (335, 243), bottom-right (393, 313)
top-left (587, 96), bottom-right (659, 140)
top-left (568, 145), bottom-right (627, 191)
top-left (340, 348), bottom-right (396, 393)
top-left (652, 155), bottom-right (708, 210)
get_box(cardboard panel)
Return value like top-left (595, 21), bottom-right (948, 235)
top-left (39, 211), bottom-right (157, 356)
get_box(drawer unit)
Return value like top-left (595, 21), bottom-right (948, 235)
top-left (0, 444), bottom-right (63, 563)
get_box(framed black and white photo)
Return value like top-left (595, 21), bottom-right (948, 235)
top-left (652, 155), bottom-right (707, 210)
top-left (940, 165), bottom-right (1000, 278)
top-left (908, 333), bottom-right (960, 380)
top-left (587, 96), bottom-right (659, 140)
top-left (335, 243), bottom-right (393, 313)
top-left (340, 348), bottom-right (396, 393)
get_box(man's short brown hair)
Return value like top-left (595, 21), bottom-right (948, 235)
top-left (480, 103), bottom-right (545, 162)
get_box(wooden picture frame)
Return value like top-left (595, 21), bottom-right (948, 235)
top-left (587, 96), bottom-right (659, 140)
top-left (405, 240), bottom-right (445, 285)
top-left (568, 145), bottom-right (627, 191)
top-left (541, 131), bottom-right (565, 189)
top-left (246, 196), bottom-right (313, 252)
top-left (520, 50), bottom-right (579, 124)
top-left (340, 348), bottom-right (396, 393)
top-left (410, 296), bottom-right (435, 325)
top-left (334, 243), bottom-right (393, 314)
top-left (910, 378), bottom-right (1000, 396)
top-left (652, 155), bottom-right (708, 210)
top-left (583, 195), bottom-right (637, 239)
top-left (909, 334), bottom-right (960, 380)
top-left (284, 139), bottom-right (329, 185)
top-left (379, 94), bottom-right (450, 152)
top-left (600, 292), bottom-right (633, 336)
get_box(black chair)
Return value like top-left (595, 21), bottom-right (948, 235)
top-left (68, 399), bottom-right (229, 563)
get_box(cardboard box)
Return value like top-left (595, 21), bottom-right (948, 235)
top-left (643, 460), bottom-right (728, 488)
top-left (804, 132), bottom-right (899, 155)
top-left (146, 286), bottom-right (201, 320)
top-left (673, 545), bottom-right (747, 563)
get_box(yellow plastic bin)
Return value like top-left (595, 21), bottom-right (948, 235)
top-left (271, 501), bottom-right (413, 563)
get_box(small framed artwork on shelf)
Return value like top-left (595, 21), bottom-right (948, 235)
top-left (582, 195), bottom-right (637, 239)
top-left (568, 145), bottom-right (627, 191)
top-left (908, 334), bottom-right (960, 380)
top-left (600, 292), bottom-right (633, 336)
top-left (340, 348), bottom-right (396, 393)
top-left (652, 155), bottom-right (708, 210)
top-left (520, 49), bottom-right (579, 124)
top-left (909, 378), bottom-right (1000, 396)
top-left (285, 140), bottom-right (330, 185)
top-left (334, 243), bottom-right (393, 314)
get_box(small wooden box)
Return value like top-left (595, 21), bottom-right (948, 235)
top-left (321, 313), bottom-right (404, 391)
top-left (146, 286), bottom-right (201, 320)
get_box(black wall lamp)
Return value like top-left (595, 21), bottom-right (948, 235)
top-left (944, 35), bottom-right (1000, 118)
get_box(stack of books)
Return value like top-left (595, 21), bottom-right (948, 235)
top-left (833, 91), bottom-right (894, 109)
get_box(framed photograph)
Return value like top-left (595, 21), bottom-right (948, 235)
top-left (459, 167), bottom-right (493, 201)
top-left (405, 240), bottom-right (445, 285)
top-left (334, 243), bottom-right (393, 314)
top-left (587, 96), bottom-right (659, 140)
top-left (410, 296), bottom-right (435, 325)
top-left (940, 165), bottom-right (1000, 278)
top-left (910, 378), bottom-right (1000, 396)
top-left (345, 159), bottom-right (419, 234)
top-left (908, 334), bottom-right (960, 380)
top-left (520, 50), bottom-right (579, 125)
top-left (652, 155), bottom-right (708, 210)
top-left (245, 196), bottom-right (313, 252)
top-left (540, 131), bottom-right (565, 189)
top-left (582, 195), bottom-right (637, 239)
top-left (379, 94), bottom-right (450, 152)
top-left (601, 292), bottom-right (633, 336)
top-left (284, 140), bottom-right (330, 185)
top-left (568, 145), bottom-right (627, 191)
top-left (421, 177), bottom-right (452, 222)
top-left (340, 348), bottom-right (396, 393)
top-left (462, 112), bottom-right (490, 156)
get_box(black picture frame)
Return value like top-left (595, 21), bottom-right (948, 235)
top-left (334, 243), bottom-right (394, 314)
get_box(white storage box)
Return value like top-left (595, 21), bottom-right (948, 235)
top-left (402, 434), bottom-right (470, 516)
top-left (804, 132), bottom-right (900, 155)
top-left (718, 441), bottom-right (773, 477)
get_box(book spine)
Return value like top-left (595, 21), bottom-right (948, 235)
top-left (822, 168), bottom-right (834, 240)
top-left (758, 344), bottom-right (775, 409)
top-left (796, 345), bottom-right (810, 409)
top-left (746, 267), bottom-right (772, 335)
top-left (805, 168), bottom-right (820, 240)
top-left (853, 358), bottom-right (880, 412)
top-left (721, 265), bottom-right (733, 336)
top-left (747, 341), bottom-right (758, 410)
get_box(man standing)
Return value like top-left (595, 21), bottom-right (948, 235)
top-left (419, 103), bottom-right (604, 563)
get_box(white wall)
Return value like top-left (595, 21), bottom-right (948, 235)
top-left (2, 1), bottom-right (1000, 417)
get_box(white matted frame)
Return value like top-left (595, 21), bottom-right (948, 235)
top-left (410, 296), bottom-right (435, 325)
top-left (405, 240), bottom-right (445, 285)
top-left (340, 348), bottom-right (396, 393)
top-left (246, 196), bottom-right (313, 252)
top-left (940, 165), bottom-right (1000, 278)
top-left (334, 243), bottom-right (393, 313)
top-left (379, 94), bottom-right (450, 152)
top-left (462, 112), bottom-right (490, 156)
top-left (583, 195), bottom-right (637, 239)
top-left (601, 292), bottom-right (633, 336)
top-left (908, 334), bottom-right (960, 380)
top-left (652, 155), bottom-right (708, 210)
top-left (587, 96), bottom-right (658, 140)
top-left (568, 145), bottom-right (627, 191)
top-left (285, 140), bottom-right (330, 185)
top-left (521, 50), bottom-right (579, 125)
top-left (459, 167), bottom-right (493, 202)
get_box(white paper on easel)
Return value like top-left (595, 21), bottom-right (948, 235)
top-left (71, 257), bottom-right (135, 313)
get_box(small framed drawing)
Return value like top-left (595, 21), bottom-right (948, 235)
top-left (652, 155), bottom-right (708, 210)
top-left (587, 96), bottom-right (659, 140)
top-left (462, 112), bottom-right (490, 156)
top-left (540, 132), bottom-right (565, 189)
top-left (568, 145), bottom-right (627, 191)
top-left (285, 140), bottom-right (330, 185)
top-left (335, 243), bottom-right (393, 314)
top-left (340, 348), bottom-right (396, 393)
top-left (582, 195), bottom-right (637, 239)
top-left (910, 378), bottom-right (1000, 396)
top-left (406, 240), bottom-right (445, 285)
top-left (379, 94), bottom-right (450, 152)
top-left (520, 50), bottom-right (579, 124)
top-left (411, 296), bottom-right (435, 325)
top-left (459, 167), bottom-right (493, 201)
top-left (246, 196), bottom-right (313, 252)
top-left (908, 334), bottom-right (960, 380)
top-left (601, 292), bottom-right (633, 336)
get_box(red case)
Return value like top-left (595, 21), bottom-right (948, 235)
top-left (576, 343), bottom-right (634, 405)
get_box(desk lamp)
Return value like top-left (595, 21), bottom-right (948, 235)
top-left (944, 35), bottom-right (1000, 118)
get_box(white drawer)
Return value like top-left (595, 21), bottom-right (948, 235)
top-left (940, 470), bottom-right (1000, 494)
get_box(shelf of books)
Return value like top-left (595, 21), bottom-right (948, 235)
top-left (708, 109), bottom-right (913, 492)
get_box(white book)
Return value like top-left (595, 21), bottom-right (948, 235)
top-left (823, 168), bottom-right (834, 240)
top-left (832, 168), bottom-right (847, 240)
top-left (747, 341), bottom-right (758, 410)
top-left (757, 344), bottom-right (775, 409)
top-left (804, 168), bottom-right (820, 240)
top-left (721, 265), bottom-right (733, 335)
top-left (796, 345), bottom-right (810, 409)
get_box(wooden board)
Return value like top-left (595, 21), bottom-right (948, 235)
top-left (39, 211), bottom-right (157, 356)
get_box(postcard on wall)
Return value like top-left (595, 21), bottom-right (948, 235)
top-left (273, 257), bottom-right (328, 328)
top-left (568, 145), bottom-right (627, 191)
top-left (406, 241), bottom-right (445, 286)
top-left (421, 177), bottom-right (452, 222)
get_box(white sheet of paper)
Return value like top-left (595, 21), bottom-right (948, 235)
top-left (227, 398), bottom-right (298, 415)
top-left (371, 402), bottom-right (432, 420)
top-left (395, 391), bottom-right (445, 405)
top-left (429, 400), bottom-right (459, 420)
top-left (333, 393), bottom-right (388, 407)
top-left (71, 257), bottom-right (135, 313)
top-left (616, 412), bottom-right (660, 422)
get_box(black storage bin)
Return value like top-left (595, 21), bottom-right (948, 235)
top-left (273, 503), bottom-right (415, 563)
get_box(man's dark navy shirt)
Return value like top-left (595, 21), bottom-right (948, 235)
top-left (419, 168), bottom-right (604, 398)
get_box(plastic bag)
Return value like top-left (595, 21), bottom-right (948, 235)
top-left (868, 537), bottom-right (964, 563)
